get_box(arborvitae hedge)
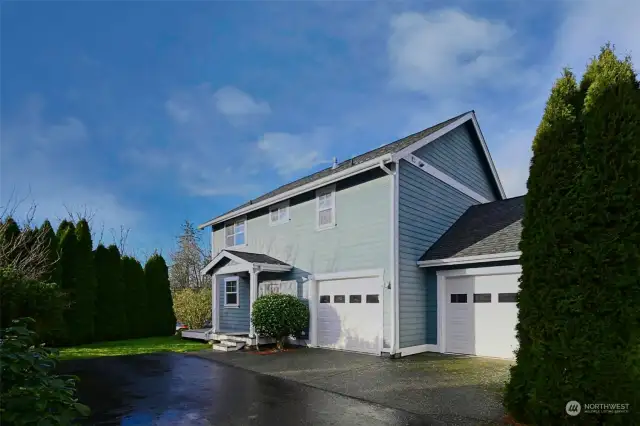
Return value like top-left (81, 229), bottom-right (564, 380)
top-left (94, 244), bottom-right (127, 341)
top-left (122, 256), bottom-right (148, 338)
top-left (144, 254), bottom-right (176, 336)
top-left (56, 220), bottom-right (77, 345)
top-left (504, 45), bottom-right (640, 425)
top-left (40, 220), bottom-right (60, 285)
top-left (73, 220), bottom-right (96, 344)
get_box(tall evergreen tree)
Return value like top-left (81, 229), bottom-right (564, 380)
top-left (74, 219), bottom-right (97, 344)
top-left (0, 217), bottom-right (22, 266)
top-left (145, 254), bottom-right (176, 336)
top-left (122, 256), bottom-right (148, 338)
top-left (56, 220), bottom-right (77, 345)
top-left (505, 46), bottom-right (640, 425)
top-left (40, 220), bottom-right (61, 285)
top-left (94, 244), bottom-right (127, 341)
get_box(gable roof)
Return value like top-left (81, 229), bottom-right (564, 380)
top-left (224, 250), bottom-right (290, 266)
top-left (419, 196), bottom-right (524, 263)
top-left (199, 110), bottom-right (505, 229)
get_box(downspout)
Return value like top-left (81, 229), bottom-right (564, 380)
top-left (379, 158), bottom-right (398, 356)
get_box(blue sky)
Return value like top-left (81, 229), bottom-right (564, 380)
top-left (1, 1), bottom-right (636, 258)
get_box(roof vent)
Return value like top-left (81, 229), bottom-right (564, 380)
top-left (332, 157), bottom-right (338, 169)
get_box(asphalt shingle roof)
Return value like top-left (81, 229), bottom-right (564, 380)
top-left (419, 196), bottom-right (524, 261)
top-left (206, 111), bottom-right (471, 224)
top-left (225, 250), bottom-right (291, 267)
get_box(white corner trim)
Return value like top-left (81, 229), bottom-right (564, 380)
top-left (199, 154), bottom-right (394, 229)
top-left (223, 275), bottom-right (240, 308)
top-left (311, 268), bottom-right (385, 281)
top-left (418, 251), bottom-right (521, 267)
top-left (211, 274), bottom-right (219, 332)
top-left (436, 264), bottom-right (522, 278)
top-left (391, 113), bottom-right (473, 162)
top-left (404, 154), bottom-right (490, 203)
top-left (392, 161), bottom-right (400, 355)
top-left (437, 274), bottom-right (446, 353)
top-left (398, 344), bottom-right (440, 357)
top-left (469, 112), bottom-right (507, 199)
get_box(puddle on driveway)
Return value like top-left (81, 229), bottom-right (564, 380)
top-left (59, 353), bottom-right (433, 426)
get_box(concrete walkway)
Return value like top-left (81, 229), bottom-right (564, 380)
top-left (191, 348), bottom-right (512, 425)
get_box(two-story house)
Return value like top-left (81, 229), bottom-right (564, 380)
top-left (198, 110), bottom-right (524, 359)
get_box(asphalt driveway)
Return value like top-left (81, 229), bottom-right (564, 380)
top-left (193, 348), bottom-right (512, 425)
top-left (59, 353), bottom-right (432, 426)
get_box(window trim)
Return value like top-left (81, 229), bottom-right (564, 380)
top-left (223, 276), bottom-right (240, 308)
top-left (224, 217), bottom-right (247, 248)
top-left (316, 185), bottom-right (336, 231)
top-left (268, 201), bottom-right (290, 226)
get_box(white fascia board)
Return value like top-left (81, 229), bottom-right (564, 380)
top-left (469, 112), bottom-right (507, 199)
top-left (417, 251), bottom-right (521, 268)
top-left (201, 250), bottom-right (252, 275)
top-left (404, 154), bottom-right (490, 203)
top-left (436, 264), bottom-right (522, 277)
top-left (198, 154), bottom-right (394, 229)
top-left (390, 113), bottom-right (473, 162)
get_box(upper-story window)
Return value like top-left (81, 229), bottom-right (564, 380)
top-left (316, 185), bottom-right (336, 230)
top-left (225, 218), bottom-right (246, 247)
top-left (269, 201), bottom-right (290, 226)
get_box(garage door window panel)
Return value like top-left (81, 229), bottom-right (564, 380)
top-left (366, 294), bottom-right (379, 303)
top-left (498, 293), bottom-right (517, 303)
top-left (349, 295), bottom-right (362, 303)
top-left (319, 295), bottom-right (330, 303)
top-left (334, 295), bottom-right (345, 303)
top-left (451, 293), bottom-right (468, 303)
top-left (474, 293), bottom-right (491, 303)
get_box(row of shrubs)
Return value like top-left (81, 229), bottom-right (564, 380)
top-left (0, 217), bottom-right (176, 346)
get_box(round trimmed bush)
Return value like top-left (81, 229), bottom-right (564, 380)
top-left (251, 293), bottom-right (309, 350)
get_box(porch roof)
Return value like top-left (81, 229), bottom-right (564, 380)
top-left (200, 249), bottom-right (292, 276)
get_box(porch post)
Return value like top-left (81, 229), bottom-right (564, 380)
top-left (211, 273), bottom-right (219, 333)
top-left (249, 267), bottom-right (260, 338)
top-left (309, 276), bottom-right (318, 347)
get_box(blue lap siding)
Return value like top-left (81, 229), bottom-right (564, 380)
top-left (397, 123), bottom-right (500, 349)
top-left (218, 275), bottom-right (250, 332)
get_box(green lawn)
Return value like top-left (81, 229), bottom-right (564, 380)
top-left (58, 336), bottom-right (210, 360)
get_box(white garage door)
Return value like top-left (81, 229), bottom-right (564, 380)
top-left (445, 273), bottom-right (520, 359)
top-left (317, 276), bottom-right (383, 354)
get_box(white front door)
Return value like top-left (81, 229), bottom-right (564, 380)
top-left (317, 276), bottom-right (383, 354)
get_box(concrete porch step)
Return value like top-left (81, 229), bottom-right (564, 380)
top-left (212, 340), bottom-right (246, 352)
top-left (211, 333), bottom-right (253, 345)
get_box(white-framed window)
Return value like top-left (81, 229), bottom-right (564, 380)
top-left (269, 201), bottom-right (290, 226)
top-left (316, 185), bottom-right (336, 230)
top-left (224, 219), bottom-right (246, 247)
top-left (224, 276), bottom-right (239, 307)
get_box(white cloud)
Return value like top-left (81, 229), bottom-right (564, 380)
top-left (256, 129), bottom-right (331, 177)
top-left (214, 86), bottom-right (271, 118)
top-left (388, 10), bottom-right (516, 95)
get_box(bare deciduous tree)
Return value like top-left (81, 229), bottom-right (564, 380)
top-left (0, 198), bottom-right (58, 280)
top-left (169, 220), bottom-right (208, 290)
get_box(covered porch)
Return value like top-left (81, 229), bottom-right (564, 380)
top-left (200, 249), bottom-right (293, 347)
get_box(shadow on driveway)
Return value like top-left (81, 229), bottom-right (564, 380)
top-left (193, 348), bottom-right (512, 425)
top-left (59, 352), bottom-right (435, 426)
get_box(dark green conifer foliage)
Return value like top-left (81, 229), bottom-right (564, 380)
top-left (144, 254), bottom-right (176, 336)
top-left (72, 219), bottom-right (96, 344)
top-left (504, 45), bottom-right (640, 425)
top-left (122, 256), bottom-right (148, 338)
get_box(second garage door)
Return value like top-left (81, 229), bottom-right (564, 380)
top-left (317, 276), bottom-right (383, 354)
top-left (445, 272), bottom-right (520, 359)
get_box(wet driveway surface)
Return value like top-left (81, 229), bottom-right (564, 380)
top-left (59, 353), bottom-right (433, 426)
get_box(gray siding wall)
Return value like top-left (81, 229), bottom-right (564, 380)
top-left (218, 274), bottom-right (250, 332)
top-left (414, 123), bottom-right (499, 201)
top-left (398, 159), bottom-right (479, 348)
top-left (213, 169), bottom-right (393, 348)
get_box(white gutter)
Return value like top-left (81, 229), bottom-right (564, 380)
top-left (199, 153), bottom-right (394, 229)
top-left (417, 251), bottom-right (521, 267)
